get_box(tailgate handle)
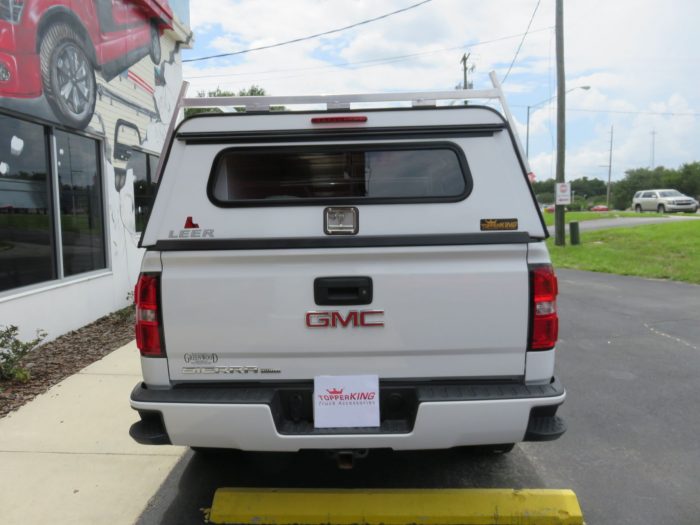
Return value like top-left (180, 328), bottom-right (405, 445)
top-left (314, 276), bottom-right (373, 305)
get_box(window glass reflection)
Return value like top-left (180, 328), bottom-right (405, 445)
top-left (55, 131), bottom-right (106, 277)
top-left (0, 115), bottom-right (54, 292)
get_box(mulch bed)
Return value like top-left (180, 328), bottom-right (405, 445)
top-left (0, 307), bottom-right (135, 419)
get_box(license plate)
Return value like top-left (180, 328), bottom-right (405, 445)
top-left (313, 375), bottom-right (380, 428)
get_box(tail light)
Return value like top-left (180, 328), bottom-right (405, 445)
top-left (529, 265), bottom-right (558, 350)
top-left (135, 273), bottom-right (163, 357)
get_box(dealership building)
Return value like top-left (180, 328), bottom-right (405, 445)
top-left (0, 0), bottom-right (192, 341)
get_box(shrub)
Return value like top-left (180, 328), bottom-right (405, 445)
top-left (0, 325), bottom-right (46, 382)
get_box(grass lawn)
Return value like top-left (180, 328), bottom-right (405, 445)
top-left (542, 210), bottom-right (653, 226)
top-left (547, 221), bottom-right (700, 284)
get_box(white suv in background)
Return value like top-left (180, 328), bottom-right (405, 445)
top-left (633, 189), bottom-right (699, 213)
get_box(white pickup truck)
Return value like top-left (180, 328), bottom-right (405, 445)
top-left (129, 79), bottom-right (566, 459)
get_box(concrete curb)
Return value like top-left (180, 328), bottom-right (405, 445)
top-left (0, 341), bottom-right (185, 525)
top-left (208, 488), bottom-right (584, 525)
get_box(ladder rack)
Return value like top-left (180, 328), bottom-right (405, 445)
top-left (181, 87), bottom-right (503, 111)
top-left (160, 71), bottom-right (530, 175)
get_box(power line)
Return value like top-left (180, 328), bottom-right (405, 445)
top-left (512, 104), bottom-right (700, 117)
top-left (185, 27), bottom-right (554, 82)
top-left (567, 107), bottom-right (699, 117)
top-left (183, 0), bottom-right (433, 64)
top-left (502, 0), bottom-right (541, 84)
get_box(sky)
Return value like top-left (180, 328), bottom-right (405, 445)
top-left (181, 0), bottom-right (700, 183)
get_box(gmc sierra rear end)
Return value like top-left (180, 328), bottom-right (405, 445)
top-left (129, 80), bottom-right (566, 454)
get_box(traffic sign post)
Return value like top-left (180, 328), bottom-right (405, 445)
top-left (556, 183), bottom-right (571, 205)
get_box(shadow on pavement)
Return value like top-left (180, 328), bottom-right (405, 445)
top-left (136, 446), bottom-right (547, 525)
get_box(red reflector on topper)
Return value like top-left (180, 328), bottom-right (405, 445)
top-left (311, 116), bottom-right (368, 124)
top-left (529, 265), bottom-right (559, 351)
top-left (184, 216), bottom-right (199, 229)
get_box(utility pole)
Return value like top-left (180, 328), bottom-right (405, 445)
top-left (554, 0), bottom-right (566, 246)
top-left (460, 53), bottom-right (471, 89)
top-left (606, 125), bottom-right (614, 208)
top-left (650, 129), bottom-right (656, 168)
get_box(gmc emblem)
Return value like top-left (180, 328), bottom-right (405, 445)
top-left (306, 310), bottom-right (384, 328)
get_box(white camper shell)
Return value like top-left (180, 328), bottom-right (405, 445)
top-left (129, 74), bottom-right (566, 453)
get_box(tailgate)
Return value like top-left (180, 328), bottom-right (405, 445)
top-left (161, 243), bottom-right (529, 382)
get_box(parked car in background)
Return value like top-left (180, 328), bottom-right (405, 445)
top-left (589, 205), bottom-right (609, 212)
top-left (632, 189), bottom-right (699, 213)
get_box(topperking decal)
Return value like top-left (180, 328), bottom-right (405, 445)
top-left (480, 218), bottom-right (518, 231)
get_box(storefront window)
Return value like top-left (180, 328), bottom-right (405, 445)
top-left (0, 115), bottom-right (54, 293)
top-left (55, 131), bottom-right (106, 277)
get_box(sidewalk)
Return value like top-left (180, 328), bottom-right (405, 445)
top-left (0, 341), bottom-right (185, 525)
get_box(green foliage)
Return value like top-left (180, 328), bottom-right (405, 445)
top-left (532, 164), bottom-right (700, 211)
top-left (184, 85), bottom-right (283, 117)
top-left (547, 221), bottom-right (700, 284)
top-left (115, 304), bottom-right (135, 323)
top-left (571, 176), bottom-right (607, 198)
top-left (531, 177), bottom-right (555, 196)
top-left (541, 210), bottom-right (646, 227)
top-left (0, 326), bottom-right (46, 382)
top-left (533, 176), bottom-right (608, 208)
top-left (535, 192), bottom-right (554, 204)
top-left (238, 85), bottom-right (266, 96)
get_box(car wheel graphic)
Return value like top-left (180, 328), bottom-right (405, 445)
top-left (149, 22), bottom-right (162, 65)
top-left (40, 24), bottom-right (96, 129)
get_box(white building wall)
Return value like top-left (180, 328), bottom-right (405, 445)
top-left (0, 4), bottom-right (192, 342)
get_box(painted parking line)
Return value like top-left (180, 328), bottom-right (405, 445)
top-left (207, 487), bottom-right (584, 525)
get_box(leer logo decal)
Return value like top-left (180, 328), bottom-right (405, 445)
top-left (168, 229), bottom-right (215, 239)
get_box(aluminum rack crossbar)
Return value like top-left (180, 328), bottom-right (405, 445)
top-left (181, 88), bottom-right (502, 111)
top-left (171, 70), bottom-right (530, 171)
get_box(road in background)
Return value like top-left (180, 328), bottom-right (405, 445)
top-left (137, 270), bottom-right (700, 525)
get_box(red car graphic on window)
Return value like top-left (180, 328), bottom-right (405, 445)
top-left (0, 0), bottom-right (172, 128)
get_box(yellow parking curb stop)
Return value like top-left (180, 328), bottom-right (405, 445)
top-left (209, 487), bottom-right (584, 525)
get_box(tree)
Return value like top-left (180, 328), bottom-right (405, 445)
top-left (184, 85), bottom-right (271, 117)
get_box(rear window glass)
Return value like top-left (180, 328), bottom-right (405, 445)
top-left (209, 145), bottom-right (469, 205)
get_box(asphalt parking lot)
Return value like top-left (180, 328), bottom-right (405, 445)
top-left (136, 269), bottom-right (700, 525)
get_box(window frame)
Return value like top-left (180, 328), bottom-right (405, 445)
top-left (0, 109), bottom-right (110, 299)
top-left (125, 145), bottom-right (160, 233)
top-left (206, 141), bottom-right (473, 208)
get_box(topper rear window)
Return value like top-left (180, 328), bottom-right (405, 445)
top-left (208, 144), bottom-right (471, 206)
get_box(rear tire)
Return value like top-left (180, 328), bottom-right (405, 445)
top-left (658, 204), bottom-right (666, 214)
top-left (40, 23), bottom-right (96, 129)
